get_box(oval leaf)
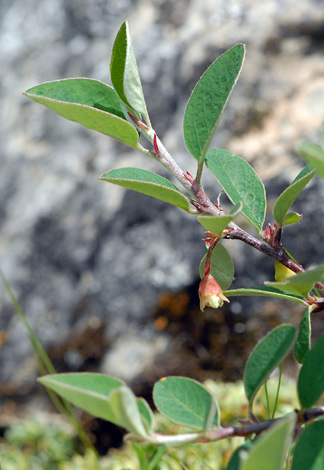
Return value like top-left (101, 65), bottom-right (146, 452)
top-left (298, 334), bottom-right (324, 408)
top-left (198, 202), bottom-right (242, 235)
top-left (38, 373), bottom-right (150, 438)
top-left (292, 421), bottom-right (324, 470)
top-left (244, 325), bottom-right (297, 407)
top-left (282, 211), bottom-right (303, 226)
top-left (153, 376), bottom-right (220, 430)
top-left (299, 142), bottom-right (324, 180)
top-left (224, 286), bottom-right (307, 306)
top-left (206, 150), bottom-right (266, 231)
top-left (241, 415), bottom-right (296, 470)
top-left (184, 45), bottom-right (245, 161)
top-left (100, 168), bottom-right (190, 212)
top-left (273, 165), bottom-right (315, 226)
top-left (25, 78), bottom-right (140, 148)
top-left (294, 308), bottom-right (311, 364)
top-left (199, 243), bottom-right (234, 290)
top-left (110, 21), bottom-right (150, 125)
top-left (265, 264), bottom-right (324, 298)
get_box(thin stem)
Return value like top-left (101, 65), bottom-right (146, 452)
top-left (149, 407), bottom-right (324, 446)
top-left (195, 149), bottom-right (207, 184)
top-left (224, 224), bottom-right (305, 275)
top-left (272, 362), bottom-right (284, 419)
top-left (204, 237), bottom-right (220, 276)
top-left (264, 381), bottom-right (271, 419)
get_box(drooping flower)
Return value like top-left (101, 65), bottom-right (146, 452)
top-left (198, 274), bottom-right (229, 311)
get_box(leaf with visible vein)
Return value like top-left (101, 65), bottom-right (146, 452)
top-left (110, 21), bottom-right (150, 125)
top-left (184, 45), bottom-right (245, 162)
top-left (206, 150), bottom-right (266, 231)
top-left (25, 78), bottom-right (140, 148)
top-left (153, 376), bottom-right (220, 430)
top-left (100, 168), bottom-right (191, 212)
top-left (244, 325), bottom-right (297, 407)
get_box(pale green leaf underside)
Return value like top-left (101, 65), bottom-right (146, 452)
top-left (299, 142), bottom-right (324, 180)
top-left (265, 264), bottom-right (324, 298)
top-left (184, 44), bottom-right (245, 161)
top-left (294, 308), bottom-right (311, 364)
top-left (199, 243), bottom-right (234, 290)
top-left (25, 79), bottom-right (139, 148)
top-left (38, 373), bottom-right (150, 438)
top-left (283, 212), bottom-right (303, 226)
top-left (244, 325), bottom-right (297, 406)
top-left (153, 376), bottom-right (220, 430)
top-left (100, 167), bottom-right (190, 212)
top-left (110, 21), bottom-right (150, 124)
top-left (273, 165), bottom-right (315, 226)
top-left (223, 286), bottom-right (307, 306)
top-left (198, 202), bottom-right (242, 235)
top-left (241, 415), bottom-right (296, 470)
top-left (206, 150), bottom-right (266, 231)
top-left (292, 421), bottom-right (324, 470)
top-left (298, 334), bottom-right (324, 408)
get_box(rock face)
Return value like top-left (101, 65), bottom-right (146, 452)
top-left (1, 0), bottom-right (324, 398)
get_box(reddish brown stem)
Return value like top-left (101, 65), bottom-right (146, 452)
top-left (197, 407), bottom-right (324, 443)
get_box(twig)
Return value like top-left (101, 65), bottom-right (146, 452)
top-left (149, 407), bottom-right (324, 446)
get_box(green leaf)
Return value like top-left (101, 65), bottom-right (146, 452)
top-left (206, 150), bottom-right (266, 231)
top-left (244, 325), bottom-right (297, 408)
top-left (137, 397), bottom-right (154, 432)
top-left (132, 443), bottom-right (148, 470)
top-left (273, 165), bottom-right (315, 226)
top-left (132, 443), bottom-right (167, 470)
top-left (265, 264), bottom-right (324, 298)
top-left (282, 211), bottom-right (303, 226)
top-left (294, 308), bottom-right (311, 364)
top-left (292, 421), bottom-right (324, 470)
top-left (223, 286), bottom-right (307, 306)
top-left (110, 21), bottom-right (150, 125)
top-left (100, 168), bottom-right (191, 212)
top-left (38, 373), bottom-right (149, 438)
top-left (299, 142), bottom-right (324, 180)
top-left (226, 441), bottom-right (254, 470)
top-left (184, 45), bottom-right (245, 161)
top-left (241, 414), bottom-right (296, 470)
top-left (147, 446), bottom-right (167, 470)
top-left (298, 334), bottom-right (324, 408)
top-left (153, 376), bottom-right (220, 430)
top-left (198, 202), bottom-right (242, 235)
top-left (25, 78), bottom-right (140, 148)
top-left (199, 243), bottom-right (234, 290)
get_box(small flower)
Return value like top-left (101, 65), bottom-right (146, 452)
top-left (198, 274), bottom-right (229, 311)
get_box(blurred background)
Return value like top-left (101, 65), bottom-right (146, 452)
top-left (1, 0), bottom-right (324, 455)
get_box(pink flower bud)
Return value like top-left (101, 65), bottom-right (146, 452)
top-left (198, 274), bottom-right (229, 311)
